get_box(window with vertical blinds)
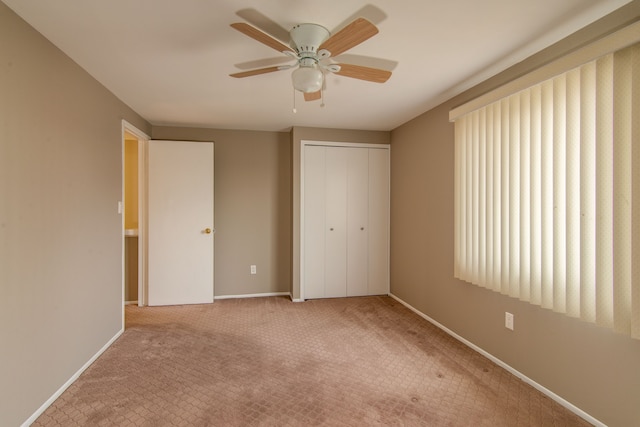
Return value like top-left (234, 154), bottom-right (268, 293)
top-left (451, 39), bottom-right (640, 339)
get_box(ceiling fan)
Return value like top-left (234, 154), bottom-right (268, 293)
top-left (229, 17), bottom-right (392, 102)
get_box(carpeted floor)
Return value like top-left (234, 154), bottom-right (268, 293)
top-left (34, 296), bottom-right (591, 426)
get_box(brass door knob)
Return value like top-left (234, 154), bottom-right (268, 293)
top-left (205, 228), bottom-right (212, 234)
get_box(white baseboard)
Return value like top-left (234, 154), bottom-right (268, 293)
top-left (214, 292), bottom-right (291, 300)
top-left (388, 293), bottom-right (605, 427)
top-left (22, 328), bottom-right (124, 427)
top-left (124, 300), bottom-right (138, 305)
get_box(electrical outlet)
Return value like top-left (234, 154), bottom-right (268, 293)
top-left (505, 312), bottom-right (514, 331)
top-left (250, 265), bottom-right (257, 275)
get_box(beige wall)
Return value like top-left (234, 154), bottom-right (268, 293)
top-left (389, 3), bottom-right (640, 426)
top-left (290, 127), bottom-right (391, 300)
top-left (0, 2), bottom-right (151, 426)
top-left (152, 126), bottom-right (390, 300)
top-left (151, 127), bottom-right (291, 297)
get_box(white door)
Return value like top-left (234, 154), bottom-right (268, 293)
top-left (324, 147), bottom-right (348, 297)
top-left (148, 140), bottom-right (214, 306)
top-left (304, 146), bottom-right (327, 299)
top-left (303, 144), bottom-right (389, 300)
top-left (346, 148), bottom-right (369, 296)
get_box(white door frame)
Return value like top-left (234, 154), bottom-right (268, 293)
top-left (122, 120), bottom-right (150, 308)
top-left (299, 140), bottom-right (390, 301)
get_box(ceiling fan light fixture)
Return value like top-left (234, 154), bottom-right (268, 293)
top-left (292, 65), bottom-right (323, 93)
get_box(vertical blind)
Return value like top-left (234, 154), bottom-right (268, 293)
top-left (453, 42), bottom-right (640, 339)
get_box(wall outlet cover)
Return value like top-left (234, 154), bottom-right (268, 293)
top-left (505, 312), bottom-right (514, 331)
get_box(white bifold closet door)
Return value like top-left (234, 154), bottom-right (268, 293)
top-left (304, 145), bottom-right (389, 299)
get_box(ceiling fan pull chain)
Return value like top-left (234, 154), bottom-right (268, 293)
top-left (293, 88), bottom-right (297, 114)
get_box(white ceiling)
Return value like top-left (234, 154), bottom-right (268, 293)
top-left (4, 0), bottom-right (632, 132)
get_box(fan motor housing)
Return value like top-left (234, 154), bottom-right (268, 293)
top-left (289, 23), bottom-right (330, 56)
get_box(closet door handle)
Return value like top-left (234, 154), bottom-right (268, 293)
top-left (330, 227), bottom-right (334, 231)
top-left (360, 227), bottom-right (365, 230)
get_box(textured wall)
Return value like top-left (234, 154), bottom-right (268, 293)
top-left (0, 2), bottom-right (150, 425)
top-left (389, 3), bottom-right (640, 426)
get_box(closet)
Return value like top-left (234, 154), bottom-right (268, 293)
top-left (303, 143), bottom-right (389, 299)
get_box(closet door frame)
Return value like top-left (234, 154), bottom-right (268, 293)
top-left (300, 140), bottom-right (390, 301)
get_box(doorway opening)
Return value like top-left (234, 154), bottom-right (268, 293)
top-left (124, 131), bottom-right (139, 305)
top-left (122, 121), bottom-right (149, 315)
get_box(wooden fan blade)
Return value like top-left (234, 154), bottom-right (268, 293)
top-left (230, 66), bottom-right (282, 78)
top-left (231, 22), bottom-right (293, 53)
top-left (304, 91), bottom-right (322, 102)
top-left (334, 63), bottom-right (391, 83)
top-left (320, 18), bottom-right (378, 57)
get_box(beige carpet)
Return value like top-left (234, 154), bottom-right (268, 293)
top-left (34, 296), bottom-right (590, 426)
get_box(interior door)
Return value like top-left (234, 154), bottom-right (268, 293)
top-left (304, 145), bottom-right (327, 299)
top-left (148, 140), bottom-right (214, 306)
top-left (324, 147), bottom-right (348, 298)
top-left (346, 147), bottom-right (369, 296)
top-left (302, 143), bottom-right (389, 300)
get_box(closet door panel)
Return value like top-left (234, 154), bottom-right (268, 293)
top-left (368, 148), bottom-right (390, 295)
top-left (324, 147), bottom-right (348, 298)
top-left (346, 148), bottom-right (369, 296)
top-left (304, 146), bottom-right (327, 299)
